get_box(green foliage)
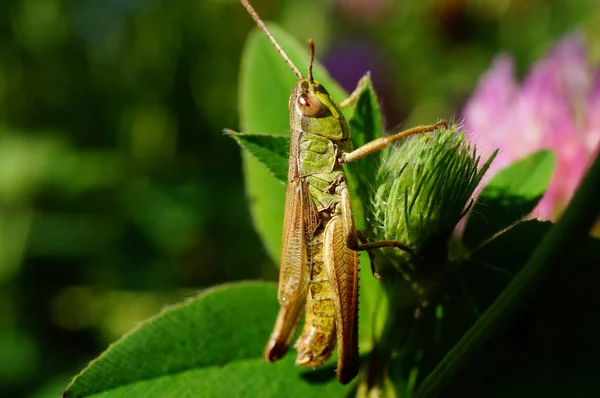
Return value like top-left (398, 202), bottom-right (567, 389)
top-left (226, 132), bottom-right (289, 183)
top-left (344, 74), bottom-right (384, 220)
top-left (2, 1), bottom-right (598, 397)
top-left (461, 219), bottom-right (551, 313)
top-left (468, 219), bottom-right (552, 273)
top-left (462, 150), bottom-right (556, 249)
top-left (419, 153), bottom-right (600, 398)
top-left (2, 2), bottom-right (274, 396)
top-left (65, 282), bottom-right (345, 398)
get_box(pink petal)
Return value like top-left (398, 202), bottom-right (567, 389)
top-left (461, 32), bottom-right (600, 225)
top-left (527, 35), bottom-right (595, 218)
top-left (463, 55), bottom-right (518, 175)
top-left (546, 33), bottom-right (591, 109)
top-left (584, 68), bottom-right (600, 153)
top-left (464, 55), bottom-right (517, 138)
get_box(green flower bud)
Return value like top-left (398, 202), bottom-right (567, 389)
top-left (369, 125), bottom-right (497, 278)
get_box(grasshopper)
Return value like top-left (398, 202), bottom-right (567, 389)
top-left (237, 0), bottom-right (447, 384)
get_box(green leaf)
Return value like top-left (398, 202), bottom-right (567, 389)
top-left (345, 75), bottom-right (384, 224)
top-left (462, 220), bottom-right (551, 315)
top-left (464, 219), bottom-right (600, 313)
top-left (469, 219), bottom-right (552, 274)
top-left (227, 132), bottom-right (289, 184)
top-left (238, 24), bottom-right (348, 263)
top-left (418, 150), bottom-right (600, 398)
top-left (64, 282), bottom-right (346, 398)
top-left (449, 235), bottom-right (600, 397)
top-left (348, 74), bottom-right (383, 150)
top-left (462, 150), bottom-right (556, 250)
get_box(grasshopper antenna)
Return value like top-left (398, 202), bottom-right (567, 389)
top-left (240, 0), bottom-right (304, 80)
top-left (307, 39), bottom-right (315, 83)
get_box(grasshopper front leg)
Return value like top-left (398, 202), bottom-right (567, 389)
top-left (339, 120), bottom-right (447, 164)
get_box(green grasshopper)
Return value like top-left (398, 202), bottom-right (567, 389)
top-left (235, 0), bottom-right (447, 385)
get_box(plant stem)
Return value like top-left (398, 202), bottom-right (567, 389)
top-left (364, 276), bottom-right (416, 395)
top-left (417, 149), bottom-right (600, 398)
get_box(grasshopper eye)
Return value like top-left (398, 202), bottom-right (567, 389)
top-left (298, 94), bottom-right (326, 117)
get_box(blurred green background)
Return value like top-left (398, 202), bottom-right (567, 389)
top-left (0, 0), bottom-right (597, 396)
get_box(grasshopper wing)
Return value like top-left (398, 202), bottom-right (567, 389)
top-left (264, 178), bottom-right (319, 362)
top-left (278, 179), bottom-right (319, 305)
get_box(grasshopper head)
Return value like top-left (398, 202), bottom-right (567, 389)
top-left (289, 78), bottom-right (348, 140)
top-left (287, 38), bottom-right (349, 140)
top-left (290, 79), bottom-right (338, 118)
top-left (239, 3), bottom-right (348, 139)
